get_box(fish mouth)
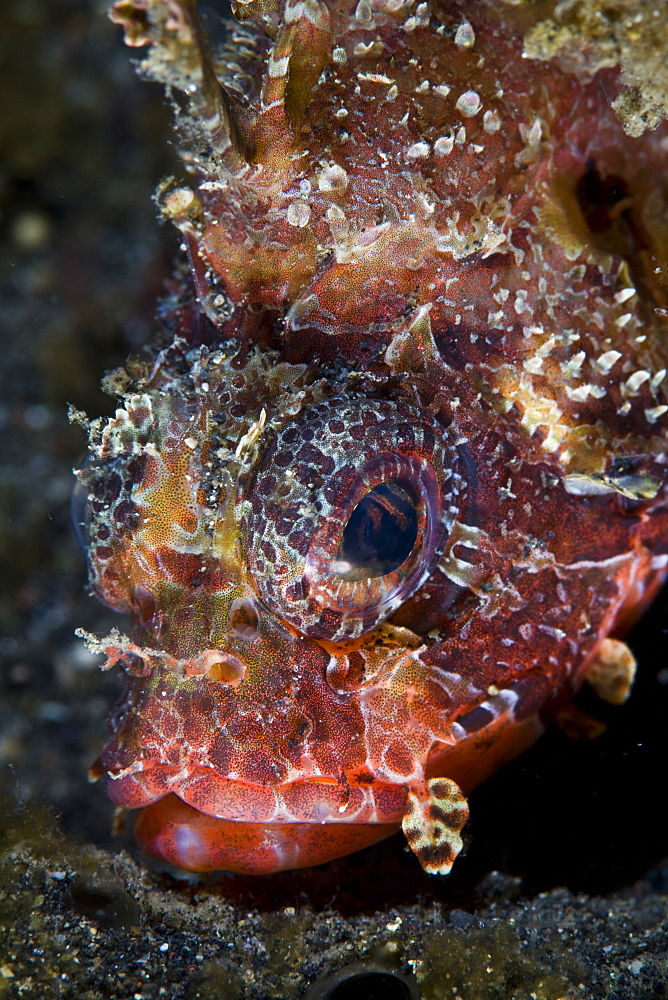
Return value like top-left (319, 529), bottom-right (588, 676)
top-left (105, 767), bottom-right (408, 874)
top-left (132, 793), bottom-right (401, 874)
top-left (105, 765), bottom-right (408, 826)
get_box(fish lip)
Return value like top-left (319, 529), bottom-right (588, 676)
top-left (105, 766), bottom-right (408, 825)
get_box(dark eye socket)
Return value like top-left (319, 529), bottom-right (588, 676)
top-left (334, 482), bottom-right (419, 582)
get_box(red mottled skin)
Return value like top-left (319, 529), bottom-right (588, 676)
top-left (76, 0), bottom-right (668, 875)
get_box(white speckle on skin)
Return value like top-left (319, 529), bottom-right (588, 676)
top-left (406, 141), bottom-right (430, 159)
top-left (287, 201), bottom-right (311, 227)
top-left (515, 118), bottom-right (543, 166)
top-left (566, 384), bottom-right (597, 402)
top-left (483, 109), bottom-right (501, 133)
top-left (434, 84), bottom-right (451, 98)
top-left (645, 405), bottom-right (668, 423)
top-left (417, 192), bottom-right (435, 215)
top-left (402, 1), bottom-right (429, 30)
top-left (520, 119), bottom-right (542, 146)
top-left (358, 71), bottom-right (394, 85)
top-left (624, 370), bottom-right (651, 394)
top-left (354, 40), bottom-right (377, 56)
top-left (163, 187), bottom-right (195, 215)
top-left (454, 21), bottom-right (475, 48)
top-left (355, 0), bottom-right (372, 24)
top-left (434, 134), bottom-right (454, 155)
top-left (268, 51), bottom-right (290, 78)
top-left (456, 90), bottom-right (482, 116)
top-left (595, 350), bottom-right (622, 374)
top-left (333, 46), bottom-right (347, 63)
top-left (560, 351), bottom-right (586, 377)
top-left (317, 162), bottom-right (349, 192)
top-left (326, 204), bottom-right (349, 241)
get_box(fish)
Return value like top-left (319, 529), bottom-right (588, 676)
top-left (74, 0), bottom-right (668, 875)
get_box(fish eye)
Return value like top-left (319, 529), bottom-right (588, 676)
top-left (334, 482), bottom-right (419, 582)
top-left (245, 398), bottom-right (463, 641)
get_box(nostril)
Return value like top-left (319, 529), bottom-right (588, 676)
top-left (229, 598), bottom-right (260, 641)
top-left (200, 651), bottom-right (246, 686)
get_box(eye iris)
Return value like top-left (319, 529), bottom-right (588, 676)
top-left (335, 482), bottom-right (419, 582)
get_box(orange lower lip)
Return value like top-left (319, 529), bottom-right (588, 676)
top-left (134, 793), bottom-right (399, 874)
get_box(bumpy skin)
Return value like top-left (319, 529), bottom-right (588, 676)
top-left (77, 0), bottom-right (668, 875)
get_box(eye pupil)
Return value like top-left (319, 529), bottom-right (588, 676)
top-left (336, 482), bottom-right (419, 582)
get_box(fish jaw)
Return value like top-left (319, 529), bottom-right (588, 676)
top-left (114, 680), bottom-right (540, 876)
top-left (91, 616), bottom-right (548, 874)
top-left (133, 795), bottom-right (400, 875)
